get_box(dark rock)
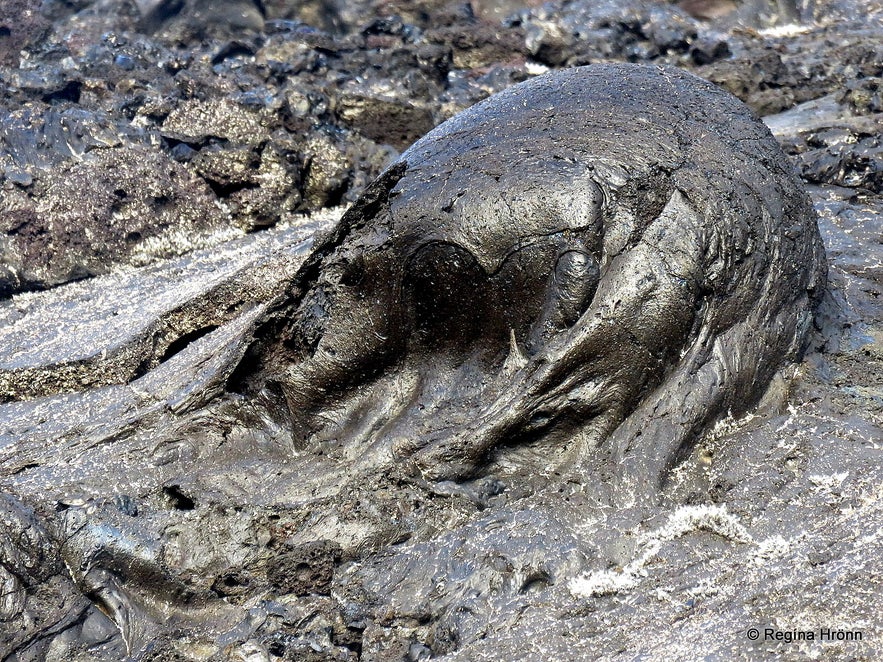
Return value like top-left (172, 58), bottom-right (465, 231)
top-left (161, 98), bottom-right (273, 146)
top-left (3, 167), bottom-right (32, 187)
top-left (699, 49), bottom-right (798, 115)
top-left (301, 132), bottom-right (353, 208)
top-left (0, 494), bottom-right (91, 657)
top-left (689, 35), bottom-right (731, 64)
top-left (145, 0), bottom-right (265, 43)
top-left (0, 1), bottom-right (882, 659)
top-left (333, 84), bottom-right (436, 151)
top-left (0, 216), bottom-right (325, 401)
top-left (0, 0), bottom-right (50, 67)
top-left (798, 136), bottom-right (883, 192)
top-left (0, 146), bottom-right (228, 293)
top-left (764, 96), bottom-right (883, 192)
top-left (840, 76), bottom-right (883, 114)
top-left (520, 0), bottom-right (701, 67)
top-left (244, 64), bottom-right (825, 501)
top-left (425, 22), bottom-right (525, 70)
top-left (268, 540), bottom-right (342, 596)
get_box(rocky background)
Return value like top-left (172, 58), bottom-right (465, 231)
top-left (1, 0), bottom-right (882, 660)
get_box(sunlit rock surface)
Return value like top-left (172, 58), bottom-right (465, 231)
top-left (1, 0), bottom-right (881, 660)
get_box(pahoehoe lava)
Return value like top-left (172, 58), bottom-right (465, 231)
top-left (235, 63), bottom-right (827, 501)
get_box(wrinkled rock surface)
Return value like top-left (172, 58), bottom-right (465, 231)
top-left (1, 0), bottom-right (881, 660)
top-left (240, 63), bottom-right (824, 504)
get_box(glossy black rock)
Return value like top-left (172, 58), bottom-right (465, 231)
top-left (240, 63), bottom-right (827, 501)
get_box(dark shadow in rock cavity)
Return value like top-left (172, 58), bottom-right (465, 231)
top-left (233, 63), bottom-right (827, 504)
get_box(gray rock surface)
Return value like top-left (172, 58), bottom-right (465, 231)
top-left (242, 64), bottom-right (824, 505)
top-left (1, 1), bottom-right (881, 661)
top-left (0, 214), bottom-right (330, 401)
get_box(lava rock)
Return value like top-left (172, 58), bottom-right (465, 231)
top-left (268, 540), bottom-right (342, 596)
top-left (0, 0), bottom-right (50, 67)
top-left (245, 64), bottom-right (826, 502)
top-left (0, 146), bottom-right (228, 293)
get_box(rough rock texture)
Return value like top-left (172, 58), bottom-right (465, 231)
top-left (0, 214), bottom-right (331, 401)
top-left (240, 64), bottom-right (825, 504)
top-left (0, 146), bottom-right (233, 295)
top-left (3, 0), bottom-right (878, 299)
top-left (1, 0), bottom-right (882, 660)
